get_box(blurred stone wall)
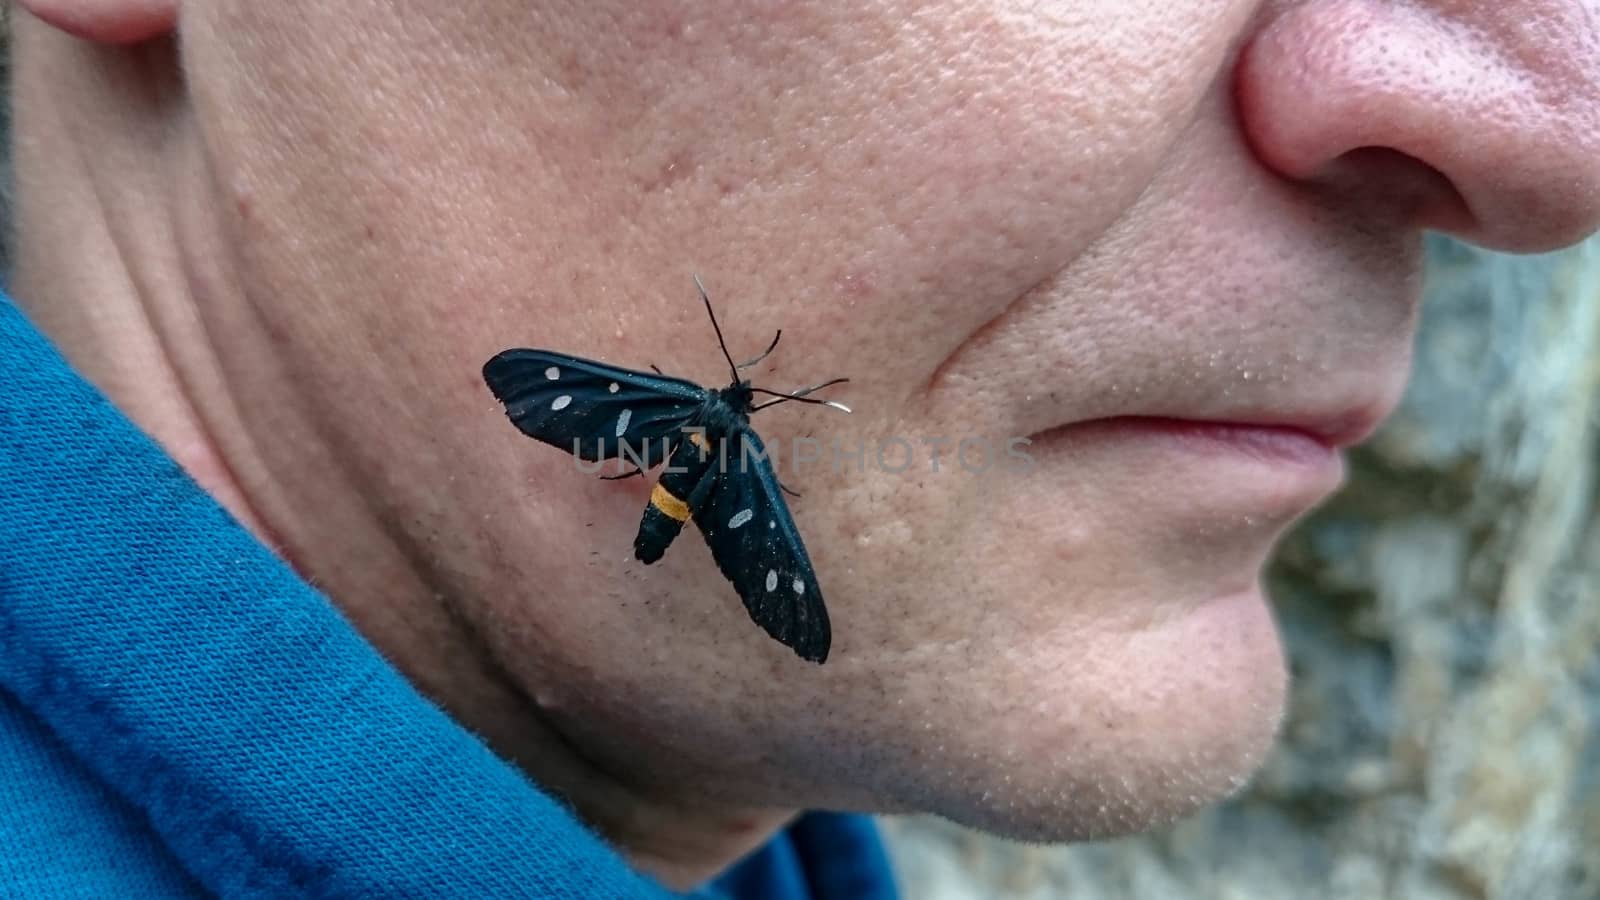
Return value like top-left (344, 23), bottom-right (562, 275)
top-left (880, 235), bottom-right (1600, 900)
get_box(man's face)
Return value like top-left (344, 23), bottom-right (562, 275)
top-left (175, 0), bottom-right (1598, 839)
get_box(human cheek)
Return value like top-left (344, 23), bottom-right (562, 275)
top-left (769, 1), bottom-right (1264, 407)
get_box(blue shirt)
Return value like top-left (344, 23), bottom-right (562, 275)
top-left (0, 295), bottom-right (897, 899)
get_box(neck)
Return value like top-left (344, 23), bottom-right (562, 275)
top-left (7, 22), bottom-right (788, 889)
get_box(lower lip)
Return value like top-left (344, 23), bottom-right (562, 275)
top-left (1033, 415), bottom-right (1344, 524)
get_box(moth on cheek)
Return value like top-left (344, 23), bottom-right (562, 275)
top-left (482, 278), bottom-right (850, 663)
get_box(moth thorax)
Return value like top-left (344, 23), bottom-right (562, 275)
top-left (715, 382), bottom-right (756, 419)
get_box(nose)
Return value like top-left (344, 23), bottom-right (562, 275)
top-left (1233, 0), bottom-right (1600, 253)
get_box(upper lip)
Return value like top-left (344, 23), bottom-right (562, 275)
top-left (1176, 407), bottom-right (1386, 449)
top-left (993, 312), bottom-right (1412, 453)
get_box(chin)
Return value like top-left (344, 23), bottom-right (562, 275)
top-left (883, 584), bottom-right (1288, 843)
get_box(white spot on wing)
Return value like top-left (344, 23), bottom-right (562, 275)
top-left (728, 509), bottom-right (753, 529)
top-left (792, 578), bottom-right (805, 595)
top-left (608, 382), bottom-right (620, 394)
top-left (765, 570), bottom-right (778, 592)
top-left (768, 520), bottom-right (775, 529)
top-left (615, 409), bottom-right (632, 437)
top-left (545, 366), bottom-right (560, 380)
top-left (551, 395), bottom-right (572, 411)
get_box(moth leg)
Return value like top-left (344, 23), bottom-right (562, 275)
top-left (649, 363), bottom-right (664, 375)
top-left (603, 434), bottom-right (677, 481)
top-left (778, 480), bottom-right (802, 499)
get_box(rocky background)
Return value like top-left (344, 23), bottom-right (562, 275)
top-left (880, 236), bottom-right (1600, 900)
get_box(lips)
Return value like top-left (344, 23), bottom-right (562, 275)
top-left (1059, 416), bottom-right (1337, 464)
top-left (1022, 406), bottom-right (1375, 526)
top-left (1204, 407), bottom-right (1387, 450)
top-left (1026, 384), bottom-right (1394, 456)
top-left (1127, 405), bottom-right (1386, 451)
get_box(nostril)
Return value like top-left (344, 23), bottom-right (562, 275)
top-left (1311, 147), bottom-right (1475, 235)
top-left (1231, 0), bottom-right (1600, 253)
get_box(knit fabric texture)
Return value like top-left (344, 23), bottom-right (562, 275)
top-left (0, 295), bottom-right (898, 899)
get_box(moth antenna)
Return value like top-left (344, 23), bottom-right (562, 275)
top-left (751, 382), bottom-right (852, 414)
top-left (738, 330), bottom-right (782, 369)
top-left (694, 273), bottom-right (742, 384)
top-left (787, 377), bottom-right (849, 397)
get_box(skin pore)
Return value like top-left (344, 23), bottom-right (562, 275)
top-left (10, 0), bottom-right (1600, 888)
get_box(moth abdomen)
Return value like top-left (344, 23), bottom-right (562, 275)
top-left (633, 434), bottom-right (713, 564)
top-left (634, 484), bottom-right (689, 563)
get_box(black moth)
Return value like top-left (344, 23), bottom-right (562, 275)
top-left (482, 276), bottom-right (849, 663)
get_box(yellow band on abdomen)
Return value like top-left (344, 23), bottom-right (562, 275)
top-left (649, 482), bottom-right (691, 522)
